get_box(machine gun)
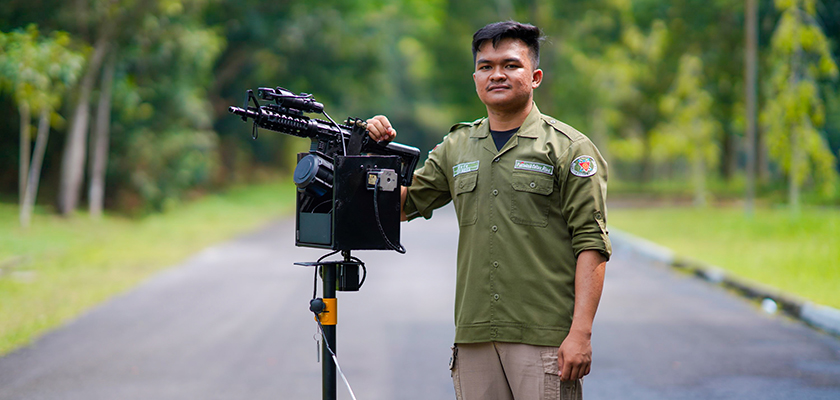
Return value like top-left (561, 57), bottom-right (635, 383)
top-left (229, 86), bottom-right (420, 252)
top-left (229, 87), bottom-right (419, 186)
top-left (230, 87), bottom-right (422, 400)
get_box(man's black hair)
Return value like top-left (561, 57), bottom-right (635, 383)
top-left (472, 21), bottom-right (544, 68)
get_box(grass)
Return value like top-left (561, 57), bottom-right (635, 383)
top-left (0, 180), bottom-right (296, 356)
top-left (608, 205), bottom-right (840, 309)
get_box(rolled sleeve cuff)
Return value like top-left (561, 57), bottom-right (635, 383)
top-left (403, 194), bottom-right (432, 221)
top-left (572, 231), bottom-right (612, 261)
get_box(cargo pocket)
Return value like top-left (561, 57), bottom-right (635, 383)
top-left (540, 348), bottom-right (561, 399)
top-left (453, 172), bottom-right (478, 226)
top-left (561, 379), bottom-right (582, 400)
top-left (450, 345), bottom-right (463, 400)
top-left (511, 172), bottom-right (554, 227)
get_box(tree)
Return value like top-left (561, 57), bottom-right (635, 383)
top-left (651, 54), bottom-right (721, 206)
top-left (563, 3), bottom-right (671, 182)
top-left (745, 0), bottom-right (759, 214)
top-left (762, 0), bottom-right (839, 212)
top-left (0, 25), bottom-right (85, 227)
top-left (57, 8), bottom-right (114, 216)
top-left (88, 52), bottom-right (115, 218)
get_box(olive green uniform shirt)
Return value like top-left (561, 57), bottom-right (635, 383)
top-left (403, 103), bottom-right (611, 347)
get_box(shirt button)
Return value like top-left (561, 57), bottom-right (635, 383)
top-left (493, 261), bottom-right (499, 268)
top-left (492, 189), bottom-right (499, 196)
top-left (529, 181), bottom-right (536, 188)
top-left (491, 225), bottom-right (498, 232)
top-left (494, 294), bottom-right (500, 300)
top-left (493, 158), bottom-right (500, 163)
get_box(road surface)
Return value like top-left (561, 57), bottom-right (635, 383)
top-left (1, 205), bottom-right (839, 399)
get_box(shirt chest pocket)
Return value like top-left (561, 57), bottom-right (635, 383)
top-left (510, 172), bottom-right (554, 227)
top-left (453, 172), bottom-right (478, 226)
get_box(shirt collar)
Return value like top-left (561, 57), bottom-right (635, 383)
top-left (470, 102), bottom-right (542, 139)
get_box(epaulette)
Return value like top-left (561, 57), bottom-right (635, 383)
top-left (449, 118), bottom-right (484, 133)
top-left (541, 115), bottom-right (586, 141)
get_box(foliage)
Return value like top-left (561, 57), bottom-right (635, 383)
top-left (650, 54), bottom-right (721, 205)
top-left (1, 0), bottom-right (840, 213)
top-left (761, 0), bottom-right (839, 206)
top-left (0, 25), bottom-right (85, 115)
top-left (123, 129), bottom-right (220, 212)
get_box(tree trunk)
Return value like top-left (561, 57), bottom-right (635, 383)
top-left (57, 29), bottom-right (111, 216)
top-left (757, 128), bottom-right (770, 184)
top-left (89, 54), bottom-right (116, 219)
top-left (19, 102), bottom-right (31, 208)
top-left (529, 0), bottom-right (554, 112)
top-left (693, 154), bottom-right (707, 207)
top-left (789, 127), bottom-right (801, 213)
top-left (744, 0), bottom-right (758, 214)
top-left (21, 109), bottom-right (51, 228)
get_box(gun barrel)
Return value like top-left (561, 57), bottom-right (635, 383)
top-left (230, 105), bottom-right (326, 139)
top-left (228, 106), bottom-right (259, 120)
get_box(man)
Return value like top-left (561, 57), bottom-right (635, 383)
top-left (367, 21), bottom-right (610, 400)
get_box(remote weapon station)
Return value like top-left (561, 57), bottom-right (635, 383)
top-left (230, 87), bottom-right (420, 400)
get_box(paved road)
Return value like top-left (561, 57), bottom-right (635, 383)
top-left (1, 205), bottom-right (839, 399)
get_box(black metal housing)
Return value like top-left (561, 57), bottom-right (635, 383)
top-left (295, 155), bottom-right (401, 251)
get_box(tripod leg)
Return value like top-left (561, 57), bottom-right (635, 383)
top-left (322, 263), bottom-right (337, 400)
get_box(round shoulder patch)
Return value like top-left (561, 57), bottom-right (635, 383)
top-left (571, 155), bottom-right (597, 177)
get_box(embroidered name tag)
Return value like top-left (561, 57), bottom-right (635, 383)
top-left (453, 161), bottom-right (480, 177)
top-left (514, 160), bottom-right (554, 175)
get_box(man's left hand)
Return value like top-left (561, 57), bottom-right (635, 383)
top-left (558, 329), bottom-right (592, 381)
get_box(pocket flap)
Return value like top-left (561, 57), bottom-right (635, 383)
top-left (454, 172), bottom-right (477, 195)
top-left (511, 172), bottom-right (553, 195)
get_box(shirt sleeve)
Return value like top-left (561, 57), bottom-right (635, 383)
top-left (403, 139), bottom-right (453, 221)
top-left (559, 138), bottom-right (612, 261)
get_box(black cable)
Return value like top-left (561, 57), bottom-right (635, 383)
top-left (311, 199), bottom-right (333, 213)
top-left (372, 177), bottom-right (406, 254)
top-left (312, 250), bottom-right (340, 299)
top-left (346, 255), bottom-right (367, 289)
top-left (322, 111), bottom-right (347, 156)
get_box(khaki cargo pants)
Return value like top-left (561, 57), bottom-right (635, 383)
top-left (450, 342), bottom-right (583, 400)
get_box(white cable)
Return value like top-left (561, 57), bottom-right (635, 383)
top-left (315, 317), bottom-right (358, 400)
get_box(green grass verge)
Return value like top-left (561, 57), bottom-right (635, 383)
top-left (0, 181), bottom-right (295, 356)
top-left (608, 206), bottom-right (840, 309)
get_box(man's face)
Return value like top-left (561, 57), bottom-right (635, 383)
top-left (473, 38), bottom-right (542, 113)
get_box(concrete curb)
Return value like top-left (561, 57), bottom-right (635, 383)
top-left (610, 228), bottom-right (840, 338)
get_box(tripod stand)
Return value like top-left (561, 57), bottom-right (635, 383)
top-left (297, 250), bottom-right (366, 400)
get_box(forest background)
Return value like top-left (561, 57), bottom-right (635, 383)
top-left (2, 0), bottom-right (840, 354)
top-left (2, 0), bottom-right (840, 216)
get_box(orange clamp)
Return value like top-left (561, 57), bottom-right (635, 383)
top-left (315, 298), bottom-right (337, 325)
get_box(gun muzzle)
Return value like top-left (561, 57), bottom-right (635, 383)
top-left (228, 106), bottom-right (260, 121)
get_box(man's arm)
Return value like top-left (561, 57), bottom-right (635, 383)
top-left (399, 186), bottom-right (407, 221)
top-left (558, 249), bottom-right (606, 381)
top-left (366, 115), bottom-right (407, 221)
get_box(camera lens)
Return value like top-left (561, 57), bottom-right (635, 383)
top-left (294, 154), bottom-right (333, 197)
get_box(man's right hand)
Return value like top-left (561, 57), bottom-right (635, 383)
top-left (366, 115), bottom-right (397, 142)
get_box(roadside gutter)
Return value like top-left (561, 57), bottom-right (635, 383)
top-left (610, 228), bottom-right (840, 338)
